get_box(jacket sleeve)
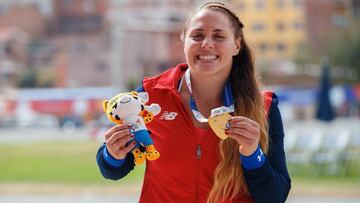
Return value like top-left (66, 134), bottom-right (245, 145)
top-left (243, 93), bottom-right (291, 203)
top-left (96, 143), bottom-right (135, 180)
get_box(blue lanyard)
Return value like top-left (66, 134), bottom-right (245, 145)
top-left (184, 69), bottom-right (235, 123)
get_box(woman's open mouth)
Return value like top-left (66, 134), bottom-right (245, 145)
top-left (197, 55), bottom-right (219, 62)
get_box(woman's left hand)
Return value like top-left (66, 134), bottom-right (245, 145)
top-left (225, 116), bottom-right (260, 156)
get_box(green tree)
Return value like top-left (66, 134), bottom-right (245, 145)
top-left (294, 22), bottom-right (360, 83)
top-left (17, 69), bottom-right (38, 88)
top-left (325, 25), bottom-right (360, 82)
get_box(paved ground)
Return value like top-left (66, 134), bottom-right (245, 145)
top-left (0, 182), bottom-right (358, 203)
top-left (288, 197), bottom-right (360, 203)
top-left (0, 182), bottom-right (140, 203)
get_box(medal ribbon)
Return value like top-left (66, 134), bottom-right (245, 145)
top-left (184, 69), bottom-right (235, 123)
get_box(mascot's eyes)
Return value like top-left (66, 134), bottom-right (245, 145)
top-left (141, 104), bottom-right (144, 111)
top-left (112, 103), bottom-right (117, 109)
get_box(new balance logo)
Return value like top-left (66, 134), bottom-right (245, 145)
top-left (160, 111), bottom-right (178, 120)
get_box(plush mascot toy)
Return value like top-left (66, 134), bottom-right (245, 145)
top-left (103, 91), bottom-right (161, 165)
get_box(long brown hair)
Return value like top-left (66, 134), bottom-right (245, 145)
top-left (181, 1), bottom-right (269, 202)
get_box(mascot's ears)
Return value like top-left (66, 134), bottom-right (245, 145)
top-left (137, 92), bottom-right (149, 103)
top-left (102, 100), bottom-right (108, 112)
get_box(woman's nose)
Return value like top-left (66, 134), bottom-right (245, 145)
top-left (201, 37), bottom-right (214, 49)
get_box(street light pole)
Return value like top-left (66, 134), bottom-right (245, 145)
top-left (109, 0), bottom-right (125, 91)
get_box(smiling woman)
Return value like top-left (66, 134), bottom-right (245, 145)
top-left (96, 1), bottom-right (291, 203)
top-left (182, 8), bottom-right (240, 79)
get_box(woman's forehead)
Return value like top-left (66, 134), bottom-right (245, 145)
top-left (187, 9), bottom-right (232, 31)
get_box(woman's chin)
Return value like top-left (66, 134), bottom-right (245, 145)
top-left (193, 62), bottom-right (218, 73)
top-left (193, 61), bottom-right (232, 76)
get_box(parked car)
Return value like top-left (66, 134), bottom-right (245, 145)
top-left (59, 115), bottom-right (84, 133)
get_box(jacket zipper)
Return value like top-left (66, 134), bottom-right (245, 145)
top-left (197, 145), bottom-right (202, 160)
top-left (196, 144), bottom-right (202, 203)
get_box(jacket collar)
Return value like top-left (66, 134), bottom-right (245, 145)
top-left (152, 63), bottom-right (188, 91)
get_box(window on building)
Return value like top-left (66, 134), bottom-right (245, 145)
top-left (331, 0), bottom-right (350, 27)
top-left (62, 0), bottom-right (72, 9)
top-left (276, 0), bottom-right (285, 8)
top-left (255, 0), bottom-right (266, 10)
top-left (297, 42), bottom-right (305, 50)
top-left (58, 15), bottom-right (102, 33)
top-left (293, 0), bottom-right (303, 7)
top-left (276, 22), bottom-right (285, 32)
top-left (83, 0), bottom-right (95, 13)
top-left (276, 42), bottom-right (286, 52)
top-left (152, 0), bottom-right (162, 6)
top-left (83, 15), bottom-right (102, 31)
top-left (331, 15), bottom-right (350, 27)
top-left (70, 42), bottom-right (86, 53)
top-left (96, 61), bottom-right (108, 71)
top-left (293, 22), bottom-right (303, 30)
top-left (251, 23), bottom-right (266, 31)
top-left (259, 43), bottom-right (267, 52)
top-left (0, 5), bottom-right (8, 14)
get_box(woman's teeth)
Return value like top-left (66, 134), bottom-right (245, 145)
top-left (198, 55), bottom-right (218, 61)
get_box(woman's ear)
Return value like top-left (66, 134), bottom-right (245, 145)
top-left (233, 37), bottom-right (241, 56)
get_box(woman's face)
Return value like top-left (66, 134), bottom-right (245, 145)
top-left (184, 9), bottom-right (240, 77)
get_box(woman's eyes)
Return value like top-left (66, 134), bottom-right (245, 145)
top-left (191, 34), bottom-right (203, 40)
top-left (214, 35), bottom-right (225, 39)
top-left (190, 34), bottom-right (226, 41)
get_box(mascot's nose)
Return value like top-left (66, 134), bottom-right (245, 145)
top-left (120, 96), bottom-right (131, 104)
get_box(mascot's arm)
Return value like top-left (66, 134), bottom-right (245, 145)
top-left (145, 104), bottom-right (161, 116)
top-left (96, 144), bottom-right (135, 180)
top-left (142, 111), bottom-right (154, 124)
top-left (142, 104), bottom-right (161, 124)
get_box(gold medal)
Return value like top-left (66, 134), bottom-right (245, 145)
top-left (208, 113), bottom-right (231, 140)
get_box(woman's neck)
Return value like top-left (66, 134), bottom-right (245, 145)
top-left (180, 69), bottom-right (230, 122)
top-left (189, 73), bottom-right (228, 107)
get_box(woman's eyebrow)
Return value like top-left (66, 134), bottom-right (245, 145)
top-left (190, 28), bottom-right (204, 32)
top-left (190, 28), bottom-right (225, 32)
top-left (213, 29), bottom-right (225, 33)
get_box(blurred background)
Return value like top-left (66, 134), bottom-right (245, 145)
top-left (0, 0), bottom-right (359, 202)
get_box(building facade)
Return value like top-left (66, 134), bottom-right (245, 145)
top-left (304, 0), bottom-right (355, 53)
top-left (51, 0), bottom-right (108, 34)
top-left (230, 0), bottom-right (306, 62)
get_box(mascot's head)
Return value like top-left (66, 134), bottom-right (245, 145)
top-left (103, 91), bottom-right (149, 124)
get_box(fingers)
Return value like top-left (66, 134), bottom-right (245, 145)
top-left (110, 132), bottom-right (135, 147)
top-left (228, 116), bottom-right (260, 129)
top-left (108, 139), bottom-right (137, 159)
top-left (104, 124), bottom-right (132, 141)
top-left (225, 116), bottom-right (260, 146)
top-left (226, 117), bottom-right (260, 140)
top-left (104, 124), bottom-right (136, 159)
top-left (107, 129), bottom-right (133, 146)
top-left (226, 128), bottom-right (252, 140)
top-left (226, 123), bottom-right (258, 139)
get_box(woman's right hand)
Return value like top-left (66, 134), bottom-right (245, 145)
top-left (104, 124), bottom-right (136, 160)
